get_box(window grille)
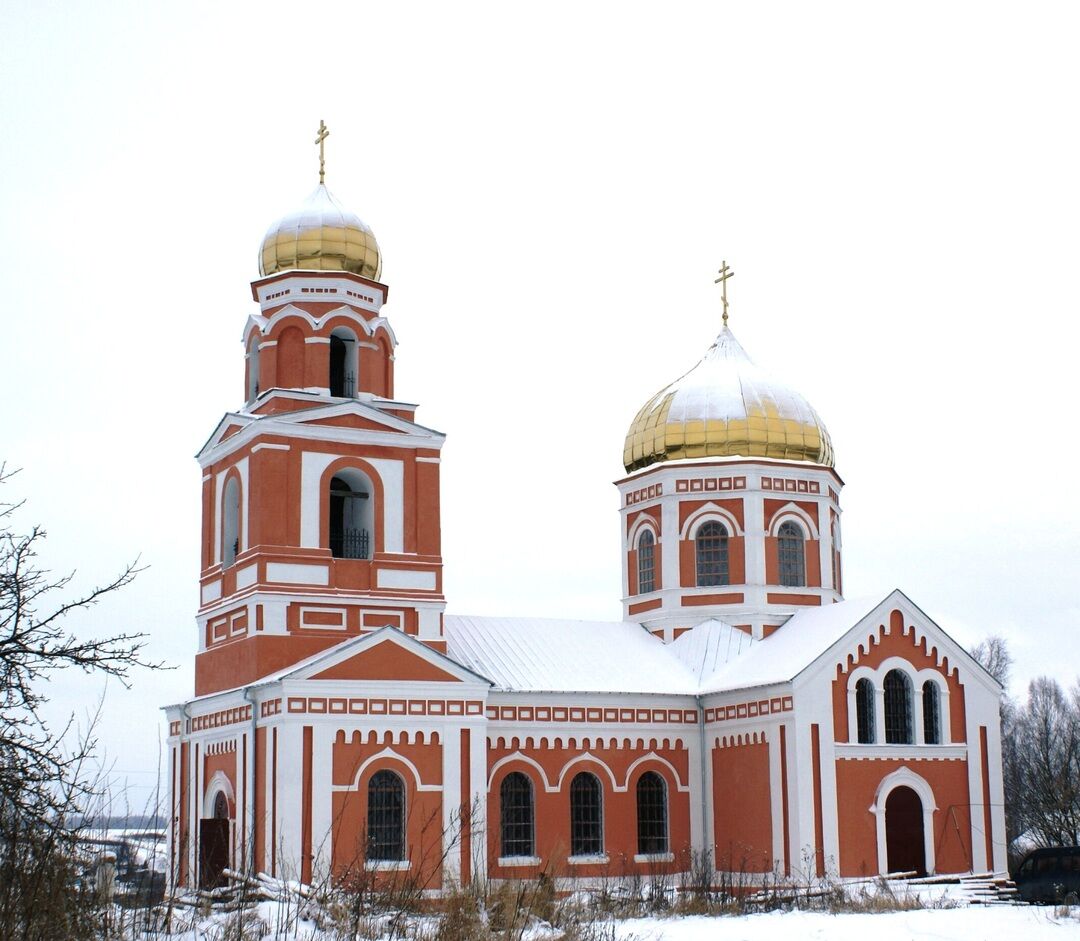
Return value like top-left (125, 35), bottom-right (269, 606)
top-left (883, 670), bottom-right (913, 744)
top-left (330, 476), bottom-right (372, 559)
top-left (922, 680), bottom-right (941, 744)
top-left (330, 334), bottom-right (357, 397)
top-left (637, 530), bottom-right (655, 594)
top-left (695, 521), bottom-right (730, 587)
top-left (499, 772), bottom-right (535, 858)
top-left (569, 772), bottom-right (603, 856)
top-left (855, 678), bottom-right (875, 743)
top-left (636, 771), bottom-right (668, 855)
top-left (331, 527), bottom-right (370, 560)
top-left (777, 521), bottom-right (805, 587)
top-left (367, 770), bottom-right (405, 861)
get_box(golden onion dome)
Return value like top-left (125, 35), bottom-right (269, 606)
top-left (258, 184), bottom-right (382, 281)
top-left (623, 326), bottom-right (834, 472)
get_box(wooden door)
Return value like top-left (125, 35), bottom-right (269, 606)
top-left (885, 785), bottom-right (926, 875)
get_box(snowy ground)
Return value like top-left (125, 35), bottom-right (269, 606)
top-left (610, 906), bottom-right (1080, 941)
top-left (140, 883), bottom-right (1080, 941)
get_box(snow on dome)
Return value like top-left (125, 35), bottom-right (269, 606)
top-left (258, 184), bottom-right (382, 280)
top-left (622, 325), bottom-right (834, 471)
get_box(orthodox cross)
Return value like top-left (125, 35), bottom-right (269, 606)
top-left (714, 261), bottom-right (734, 327)
top-left (315, 120), bottom-right (330, 184)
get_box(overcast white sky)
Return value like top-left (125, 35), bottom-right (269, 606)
top-left (2, 1), bottom-right (1078, 812)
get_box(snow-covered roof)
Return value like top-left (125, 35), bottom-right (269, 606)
top-left (695, 595), bottom-right (887, 693)
top-left (444, 616), bottom-right (700, 695)
top-left (445, 595), bottom-right (895, 698)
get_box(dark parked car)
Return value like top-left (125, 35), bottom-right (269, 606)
top-left (1015, 846), bottom-right (1080, 903)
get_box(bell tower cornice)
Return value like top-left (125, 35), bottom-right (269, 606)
top-left (251, 269), bottom-right (388, 316)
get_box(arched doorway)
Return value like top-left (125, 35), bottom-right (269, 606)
top-left (199, 791), bottom-right (231, 889)
top-left (885, 785), bottom-right (925, 875)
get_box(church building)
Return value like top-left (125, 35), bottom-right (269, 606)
top-left (165, 131), bottom-right (1007, 892)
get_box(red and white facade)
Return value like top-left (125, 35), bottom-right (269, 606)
top-left (165, 184), bottom-right (1007, 893)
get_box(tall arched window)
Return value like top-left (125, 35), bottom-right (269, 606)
top-left (636, 771), bottom-right (668, 855)
top-left (367, 770), bottom-right (405, 861)
top-left (856, 678), bottom-right (876, 744)
top-left (883, 669), bottom-right (914, 744)
top-left (329, 328), bottom-right (357, 397)
top-left (855, 678), bottom-right (872, 743)
top-left (246, 335), bottom-right (260, 403)
top-left (569, 772), bottom-right (603, 857)
top-left (922, 680), bottom-right (941, 745)
top-left (777, 521), bottom-right (806, 587)
top-left (499, 772), bottom-right (535, 858)
top-left (329, 470), bottom-right (374, 560)
top-left (695, 521), bottom-right (730, 587)
top-left (222, 477), bottom-right (241, 567)
top-left (637, 529), bottom-right (655, 594)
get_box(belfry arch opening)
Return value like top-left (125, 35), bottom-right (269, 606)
top-left (246, 335), bottom-right (260, 403)
top-left (222, 477), bottom-right (241, 567)
top-left (329, 327), bottom-right (358, 397)
top-left (329, 469), bottom-right (374, 560)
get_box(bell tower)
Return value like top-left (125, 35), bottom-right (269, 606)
top-left (194, 133), bottom-right (446, 696)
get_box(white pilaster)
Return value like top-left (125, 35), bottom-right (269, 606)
top-left (310, 724), bottom-right (334, 881)
top-left (468, 721), bottom-right (488, 883)
top-left (441, 727), bottom-right (462, 885)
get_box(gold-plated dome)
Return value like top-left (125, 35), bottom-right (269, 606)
top-left (623, 326), bottom-right (835, 472)
top-left (258, 184), bottom-right (382, 280)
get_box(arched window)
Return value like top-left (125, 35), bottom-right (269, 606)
top-left (213, 790), bottom-right (230, 820)
top-left (246, 335), bottom-right (260, 403)
top-left (329, 328), bottom-right (357, 397)
top-left (695, 521), bottom-right (730, 587)
top-left (329, 470), bottom-right (374, 560)
top-left (883, 669), bottom-right (914, 744)
top-left (637, 529), bottom-right (655, 594)
top-left (636, 771), bottom-right (668, 855)
top-left (222, 477), bottom-right (241, 567)
top-left (777, 521), bottom-right (806, 587)
top-left (499, 772), bottom-right (535, 858)
top-left (569, 772), bottom-right (603, 857)
top-left (856, 678), bottom-right (876, 744)
top-left (367, 770), bottom-right (405, 861)
top-left (922, 680), bottom-right (941, 745)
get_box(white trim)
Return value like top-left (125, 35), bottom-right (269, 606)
top-left (679, 502), bottom-right (744, 539)
top-left (835, 743), bottom-right (966, 760)
top-left (767, 503), bottom-right (820, 540)
top-left (627, 514), bottom-right (660, 546)
top-left (498, 856), bottom-right (541, 867)
top-left (305, 337), bottom-right (331, 344)
top-left (335, 747), bottom-right (442, 793)
top-left (622, 752), bottom-right (690, 793)
top-left (365, 859), bottom-right (411, 871)
top-left (567, 854), bottom-right (609, 865)
top-left (487, 753), bottom-right (555, 793)
top-left (633, 852), bottom-right (674, 864)
top-left (869, 766), bottom-right (938, 875)
top-left (203, 770), bottom-right (235, 819)
top-left (416, 457), bottom-right (441, 464)
top-left (556, 753), bottom-right (619, 792)
top-left (252, 442), bottom-right (291, 453)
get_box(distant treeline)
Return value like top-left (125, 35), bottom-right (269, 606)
top-left (68, 814), bottom-right (166, 830)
